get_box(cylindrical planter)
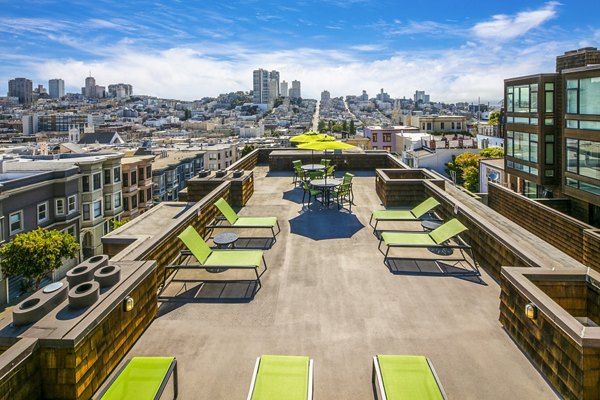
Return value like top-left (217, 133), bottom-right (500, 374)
top-left (232, 170), bottom-right (243, 178)
top-left (215, 170), bottom-right (227, 178)
top-left (12, 282), bottom-right (68, 326)
top-left (94, 265), bottom-right (121, 288)
top-left (68, 281), bottom-right (100, 309)
top-left (66, 255), bottom-right (109, 287)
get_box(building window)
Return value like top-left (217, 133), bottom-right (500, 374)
top-left (83, 204), bottom-right (91, 221)
top-left (545, 83), bottom-right (554, 113)
top-left (138, 167), bottom-right (145, 181)
top-left (566, 138), bottom-right (600, 180)
top-left (507, 83), bottom-right (538, 113)
top-left (37, 202), bottom-right (49, 223)
top-left (104, 169), bottom-right (111, 185)
top-left (139, 190), bottom-right (145, 203)
top-left (457, 122), bottom-right (462, 130)
top-left (131, 194), bottom-right (138, 209)
top-left (440, 122), bottom-right (445, 129)
top-left (82, 175), bottom-right (90, 192)
top-left (209, 153), bottom-right (217, 160)
top-left (68, 195), bottom-right (77, 213)
top-left (114, 191), bottom-right (122, 208)
top-left (372, 133), bottom-right (378, 142)
top-left (131, 170), bottom-right (137, 185)
top-left (93, 172), bottom-right (101, 191)
top-left (545, 134), bottom-right (554, 165)
top-left (113, 167), bottom-right (121, 182)
top-left (427, 122), bottom-right (432, 130)
top-left (146, 166), bottom-right (152, 179)
top-left (566, 78), bottom-right (600, 115)
top-left (122, 172), bottom-right (129, 187)
top-left (383, 146), bottom-right (392, 152)
top-left (123, 197), bottom-right (129, 211)
top-left (566, 177), bottom-right (600, 195)
top-left (506, 130), bottom-right (538, 163)
top-left (93, 200), bottom-right (102, 218)
top-left (147, 188), bottom-right (152, 201)
top-left (383, 133), bottom-right (391, 142)
top-left (9, 211), bottom-right (23, 235)
top-left (55, 198), bottom-right (65, 215)
top-left (65, 225), bottom-right (76, 239)
top-left (105, 194), bottom-right (112, 210)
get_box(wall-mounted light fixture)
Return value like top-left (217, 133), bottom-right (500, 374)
top-left (124, 296), bottom-right (135, 312)
top-left (525, 303), bottom-right (537, 320)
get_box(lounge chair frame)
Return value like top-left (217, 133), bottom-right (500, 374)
top-left (372, 356), bottom-right (446, 400)
top-left (369, 198), bottom-right (440, 233)
top-left (95, 357), bottom-right (178, 400)
top-left (206, 199), bottom-right (281, 241)
top-left (247, 356), bottom-right (314, 400)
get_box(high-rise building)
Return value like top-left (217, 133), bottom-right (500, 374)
top-left (49, 79), bottom-right (65, 98)
top-left (280, 80), bottom-right (288, 97)
top-left (414, 90), bottom-right (430, 104)
top-left (252, 69), bottom-right (271, 104)
top-left (82, 76), bottom-right (105, 98)
top-left (108, 83), bottom-right (133, 99)
top-left (270, 70), bottom-right (280, 96)
top-left (503, 47), bottom-right (600, 225)
top-left (8, 78), bottom-right (33, 105)
top-left (289, 80), bottom-right (301, 99)
top-left (321, 90), bottom-right (331, 101)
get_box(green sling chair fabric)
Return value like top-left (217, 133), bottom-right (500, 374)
top-left (372, 197), bottom-right (440, 220)
top-left (178, 226), bottom-right (263, 267)
top-left (101, 357), bottom-right (175, 400)
top-left (215, 198), bottom-right (277, 228)
top-left (377, 355), bottom-right (444, 400)
top-left (381, 218), bottom-right (467, 246)
top-left (251, 355), bottom-right (310, 400)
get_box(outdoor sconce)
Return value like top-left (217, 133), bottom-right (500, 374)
top-left (124, 296), bottom-right (135, 312)
top-left (525, 303), bottom-right (537, 320)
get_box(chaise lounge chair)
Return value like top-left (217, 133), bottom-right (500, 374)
top-left (96, 356), bottom-right (178, 400)
top-left (247, 355), bottom-right (313, 400)
top-left (162, 226), bottom-right (267, 294)
top-left (208, 198), bottom-right (281, 240)
top-left (372, 355), bottom-right (446, 400)
top-left (370, 197), bottom-right (440, 233)
top-left (378, 218), bottom-right (477, 272)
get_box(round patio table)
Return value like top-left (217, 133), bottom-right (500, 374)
top-left (301, 164), bottom-right (325, 172)
top-left (310, 178), bottom-right (342, 206)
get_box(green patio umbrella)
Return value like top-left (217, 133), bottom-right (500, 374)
top-left (290, 131), bottom-right (323, 144)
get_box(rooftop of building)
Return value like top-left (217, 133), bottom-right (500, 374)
top-left (151, 149), bottom-right (205, 170)
top-left (366, 125), bottom-right (418, 131)
top-left (107, 166), bottom-right (560, 399)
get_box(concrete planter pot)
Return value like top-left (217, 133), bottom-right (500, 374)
top-left (12, 282), bottom-right (68, 326)
top-left (66, 255), bottom-right (109, 287)
top-left (94, 265), bottom-right (121, 288)
top-left (68, 281), bottom-right (100, 309)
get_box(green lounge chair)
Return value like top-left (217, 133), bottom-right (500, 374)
top-left (378, 219), bottom-right (476, 271)
top-left (97, 357), bottom-right (178, 400)
top-left (370, 197), bottom-right (440, 233)
top-left (163, 226), bottom-right (267, 294)
top-left (211, 198), bottom-right (280, 239)
top-left (372, 355), bottom-right (446, 400)
top-left (247, 355), bottom-right (313, 400)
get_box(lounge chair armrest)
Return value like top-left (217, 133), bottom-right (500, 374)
top-left (386, 243), bottom-right (471, 249)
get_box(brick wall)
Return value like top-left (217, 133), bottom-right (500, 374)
top-left (488, 183), bottom-right (600, 273)
top-left (499, 273), bottom-right (600, 400)
top-left (0, 338), bottom-right (41, 400)
top-left (38, 265), bottom-right (157, 399)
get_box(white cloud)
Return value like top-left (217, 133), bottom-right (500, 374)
top-left (472, 2), bottom-right (559, 40)
top-left (349, 44), bottom-right (385, 52)
top-left (27, 41), bottom-right (564, 103)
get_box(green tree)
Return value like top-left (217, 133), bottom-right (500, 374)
top-left (480, 147), bottom-right (504, 158)
top-left (0, 228), bottom-right (79, 291)
top-left (328, 120), bottom-right (333, 132)
top-left (241, 144), bottom-right (255, 157)
top-left (112, 219), bottom-right (130, 230)
top-left (488, 110), bottom-right (500, 125)
top-left (342, 120), bottom-right (348, 132)
top-left (445, 152), bottom-right (480, 187)
top-left (349, 119), bottom-right (356, 135)
top-left (317, 119), bottom-right (326, 133)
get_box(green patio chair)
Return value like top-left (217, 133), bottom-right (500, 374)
top-left (325, 165), bottom-right (335, 178)
top-left (307, 170), bottom-right (324, 180)
top-left (332, 183), bottom-right (352, 210)
top-left (97, 357), bottom-right (178, 400)
top-left (342, 173), bottom-right (354, 202)
top-left (378, 219), bottom-right (477, 272)
top-left (247, 355), bottom-right (314, 400)
top-left (163, 226), bottom-right (267, 293)
top-left (302, 181), bottom-right (321, 207)
top-left (372, 355), bottom-right (446, 400)
top-left (293, 160), bottom-right (304, 185)
top-left (211, 198), bottom-right (281, 239)
top-left (294, 166), bottom-right (307, 186)
top-left (370, 197), bottom-right (440, 233)
top-left (320, 158), bottom-right (331, 167)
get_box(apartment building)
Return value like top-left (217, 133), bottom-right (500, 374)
top-left (120, 155), bottom-right (154, 219)
top-left (0, 165), bottom-right (80, 303)
top-left (504, 47), bottom-right (600, 225)
top-left (364, 125), bottom-right (420, 152)
top-left (151, 149), bottom-right (205, 202)
top-left (204, 143), bottom-right (239, 170)
top-left (403, 114), bottom-right (467, 133)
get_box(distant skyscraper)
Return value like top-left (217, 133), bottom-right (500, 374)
top-left (108, 83), bottom-right (133, 99)
top-left (414, 90), bottom-right (430, 104)
top-left (289, 80), bottom-right (301, 99)
top-left (360, 90), bottom-right (369, 101)
top-left (280, 80), bottom-right (288, 97)
top-left (321, 90), bottom-right (330, 101)
top-left (8, 77), bottom-right (33, 104)
top-left (270, 70), bottom-right (280, 97)
top-left (82, 75), bottom-right (105, 98)
top-left (49, 79), bottom-right (64, 98)
top-left (253, 68), bottom-right (279, 104)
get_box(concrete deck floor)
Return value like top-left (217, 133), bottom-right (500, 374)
top-left (123, 167), bottom-right (558, 399)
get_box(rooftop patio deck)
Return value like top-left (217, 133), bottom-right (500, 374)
top-left (121, 167), bottom-right (558, 399)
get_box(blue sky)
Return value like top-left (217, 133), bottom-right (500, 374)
top-left (1, 1), bottom-right (599, 102)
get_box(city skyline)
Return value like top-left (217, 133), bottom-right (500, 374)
top-left (1, 1), bottom-right (599, 102)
